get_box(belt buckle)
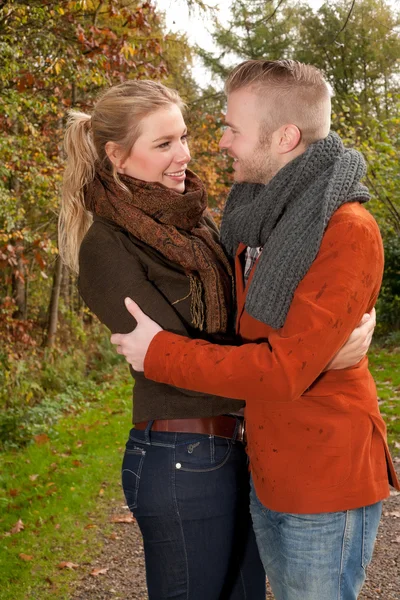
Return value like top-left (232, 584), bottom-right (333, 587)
top-left (237, 418), bottom-right (246, 444)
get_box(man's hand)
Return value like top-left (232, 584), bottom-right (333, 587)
top-left (327, 308), bottom-right (376, 370)
top-left (110, 298), bottom-right (163, 371)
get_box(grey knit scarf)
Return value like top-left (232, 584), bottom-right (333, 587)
top-left (220, 132), bottom-right (370, 329)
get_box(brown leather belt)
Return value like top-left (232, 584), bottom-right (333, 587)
top-left (134, 416), bottom-right (246, 443)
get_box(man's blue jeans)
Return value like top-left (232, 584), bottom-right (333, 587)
top-left (121, 423), bottom-right (266, 599)
top-left (250, 477), bottom-right (382, 600)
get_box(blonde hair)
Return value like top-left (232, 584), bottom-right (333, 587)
top-left (225, 59), bottom-right (331, 146)
top-left (59, 80), bottom-right (184, 272)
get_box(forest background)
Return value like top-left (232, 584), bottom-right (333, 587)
top-left (0, 0), bottom-right (399, 451)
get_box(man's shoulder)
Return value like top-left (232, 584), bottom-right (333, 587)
top-left (327, 203), bottom-right (381, 240)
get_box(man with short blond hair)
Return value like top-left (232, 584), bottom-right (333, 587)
top-left (111, 59), bottom-right (400, 599)
top-left (225, 59), bottom-right (331, 145)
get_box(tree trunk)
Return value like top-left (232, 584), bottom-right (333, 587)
top-left (44, 255), bottom-right (63, 347)
top-left (12, 253), bottom-right (27, 319)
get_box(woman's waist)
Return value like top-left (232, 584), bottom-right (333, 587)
top-left (133, 414), bottom-right (246, 443)
top-left (132, 377), bottom-right (245, 423)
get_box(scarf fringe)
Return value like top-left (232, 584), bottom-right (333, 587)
top-left (85, 168), bottom-right (233, 334)
top-left (189, 275), bottom-right (205, 332)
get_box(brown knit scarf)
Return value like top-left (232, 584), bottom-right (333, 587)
top-left (84, 168), bottom-right (233, 334)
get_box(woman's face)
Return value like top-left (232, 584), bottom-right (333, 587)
top-left (118, 104), bottom-right (191, 193)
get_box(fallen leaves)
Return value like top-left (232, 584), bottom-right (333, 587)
top-left (57, 561), bottom-right (79, 569)
top-left (109, 514), bottom-right (135, 524)
top-left (19, 553), bottom-right (33, 561)
top-left (10, 519), bottom-right (24, 534)
top-left (90, 567), bottom-right (109, 576)
top-left (34, 434), bottom-right (50, 445)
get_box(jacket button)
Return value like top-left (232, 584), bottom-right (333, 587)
top-left (176, 463), bottom-right (182, 469)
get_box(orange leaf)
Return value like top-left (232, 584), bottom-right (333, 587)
top-left (19, 553), bottom-right (33, 561)
top-left (90, 567), bottom-right (109, 576)
top-left (10, 519), bottom-right (24, 534)
top-left (84, 524), bottom-right (97, 529)
top-left (110, 514), bottom-right (135, 523)
top-left (9, 489), bottom-right (19, 497)
top-left (34, 434), bottom-right (50, 445)
top-left (57, 561), bottom-right (79, 569)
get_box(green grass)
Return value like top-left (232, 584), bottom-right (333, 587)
top-left (0, 366), bottom-right (132, 600)
top-left (369, 345), bottom-right (400, 449)
top-left (0, 346), bottom-right (398, 600)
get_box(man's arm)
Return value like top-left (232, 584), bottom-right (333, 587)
top-left (113, 218), bottom-right (382, 403)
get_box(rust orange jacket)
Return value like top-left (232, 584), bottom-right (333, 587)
top-left (144, 203), bottom-right (400, 513)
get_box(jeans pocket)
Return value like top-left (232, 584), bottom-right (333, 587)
top-left (175, 436), bottom-right (233, 472)
top-left (121, 445), bottom-right (146, 511)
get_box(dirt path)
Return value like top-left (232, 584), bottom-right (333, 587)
top-left (72, 463), bottom-right (400, 600)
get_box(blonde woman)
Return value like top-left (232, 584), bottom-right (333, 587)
top-left (59, 80), bottom-right (373, 600)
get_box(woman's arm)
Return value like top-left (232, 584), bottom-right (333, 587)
top-left (325, 308), bottom-right (375, 370)
top-left (78, 222), bottom-right (213, 398)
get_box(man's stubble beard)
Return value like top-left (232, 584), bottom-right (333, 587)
top-left (237, 136), bottom-right (279, 185)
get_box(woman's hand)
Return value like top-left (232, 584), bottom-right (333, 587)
top-left (110, 298), bottom-right (162, 371)
top-left (326, 308), bottom-right (376, 371)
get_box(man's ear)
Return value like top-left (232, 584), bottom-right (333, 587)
top-left (105, 141), bottom-right (123, 169)
top-left (276, 124), bottom-right (302, 154)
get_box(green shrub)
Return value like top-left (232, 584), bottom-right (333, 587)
top-left (376, 231), bottom-right (400, 338)
top-left (0, 321), bottom-right (127, 450)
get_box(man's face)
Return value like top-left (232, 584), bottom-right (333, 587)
top-left (219, 88), bottom-right (279, 184)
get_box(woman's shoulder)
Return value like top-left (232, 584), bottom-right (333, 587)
top-left (81, 215), bottom-right (126, 245)
top-left (80, 216), bottom-right (140, 259)
top-left (79, 216), bottom-right (143, 279)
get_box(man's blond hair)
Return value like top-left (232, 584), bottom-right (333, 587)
top-left (225, 59), bottom-right (331, 145)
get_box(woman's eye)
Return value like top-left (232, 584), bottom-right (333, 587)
top-left (158, 141), bottom-right (170, 149)
top-left (181, 134), bottom-right (189, 142)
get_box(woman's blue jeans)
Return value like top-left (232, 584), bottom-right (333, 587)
top-left (250, 477), bottom-right (382, 600)
top-left (121, 422), bottom-right (266, 600)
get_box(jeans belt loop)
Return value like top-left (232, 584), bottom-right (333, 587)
top-left (144, 420), bottom-right (154, 444)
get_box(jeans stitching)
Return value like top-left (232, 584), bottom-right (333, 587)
top-left (338, 510), bottom-right (349, 600)
top-left (210, 435), bottom-right (215, 464)
top-left (239, 564), bottom-right (247, 600)
top-left (128, 433), bottom-right (234, 448)
top-left (179, 442), bottom-right (232, 473)
top-left (122, 449), bottom-right (146, 510)
top-left (172, 435), bottom-right (190, 600)
top-left (361, 506), bottom-right (366, 569)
